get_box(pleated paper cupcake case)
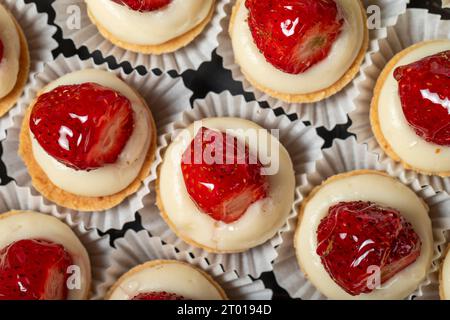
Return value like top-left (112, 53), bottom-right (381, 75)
top-left (1, 55), bottom-right (194, 232)
top-left (216, 0), bottom-right (410, 130)
top-left (98, 229), bottom-right (273, 300)
top-left (0, 0), bottom-right (57, 139)
top-left (52, 0), bottom-right (228, 73)
top-left (139, 91), bottom-right (324, 278)
top-left (349, 9), bottom-right (450, 193)
top-left (0, 181), bottom-right (113, 300)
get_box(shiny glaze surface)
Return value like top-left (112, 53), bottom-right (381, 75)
top-left (0, 239), bottom-right (73, 300)
top-left (111, 0), bottom-right (172, 12)
top-left (245, 0), bottom-right (344, 74)
top-left (180, 127), bottom-right (268, 224)
top-left (316, 201), bottom-right (421, 296)
top-left (394, 50), bottom-right (450, 146)
top-left (30, 82), bottom-right (134, 171)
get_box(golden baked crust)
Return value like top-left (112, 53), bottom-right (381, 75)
top-left (0, 210), bottom-right (91, 300)
top-left (294, 170), bottom-right (430, 290)
top-left (370, 40), bottom-right (450, 177)
top-left (106, 259), bottom-right (228, 300)
top-left (18, 86), bottom-right (157, 212)
top-left (439, 245), bottom-right (450, 300)
top-left (86, 0), bottom-right (216, 55)
top-left (229, 0), bottom-right (369, 103)
top-left (0, 8), bottom-right (30, 117)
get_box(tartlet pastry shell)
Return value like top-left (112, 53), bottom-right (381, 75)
top-left (105, 259), bottom-right (228, 300)
top-left (369, 40), bottom-right (450, 177)
top-left (0, 8), bottom-right (30, 117)
top-left (294, 169), bottom-right (430, 295)
top-left (228, 0), bottom-right (369, 103)
top-left (0, 210), bottom-right (91, 300)
top-left (18, 87), bottom-right (157, 212)
top-left (86, 1), bottom-right (216, 55)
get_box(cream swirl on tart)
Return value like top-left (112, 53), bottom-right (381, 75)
top-left (295, 171), bottom-right (433, 300)
top-left (0, 211), bottom-right (91, 300)
top-left (230, 0), bottom-right (366, 101)
top-left (107, 260), bottom-right (227, 300)
top-left (371, 40), bottom-right (450, 175)
top-left (157, 118), bottom-right (295, 253)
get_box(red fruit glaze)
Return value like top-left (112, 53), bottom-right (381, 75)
top-left (245, 0), bottom-right (344, 74)
top-left (394, 50), bottom-right (450, 146)
top-left (0, 239), bottom-right (73, 300)
top-left (132, 291), bottom-right (185, 300)
top-left (112, 0), bottom-right (171, 12)
top-left (30, 82), bottom-right (134, 171)
top-left (0, 39), bottom-right (4, 64)
top-left (316, 201), bottom-right (421, 296)
top-left (181, 127), bottom-right (269, 224)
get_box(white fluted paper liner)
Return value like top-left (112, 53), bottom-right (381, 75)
top-left (349, 9), bottom-right (450, 193)
top-left (139, 91), bottom-right (324, 278)
top-left (0, 181), bottom-right (112, 300)
top-left (272, 137), bottom-right (448, 300)
top-left (52, 0), bottom-right (227, 73)
top-left (1, 55), bottom-right (193, 232)
top-left (216, 0), bottom-right (409, 130)
top-left (0, 0), bottom-right (57, 140)
top-left (98, 230), bottom-right (273, 300)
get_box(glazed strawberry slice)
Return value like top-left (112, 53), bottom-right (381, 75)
top-left (0, 239), bottom-right (73, 300)
top-left (394, 50), bottom-right (450, 146)
top-left (132, 291), bottom-right (185, 300)
top-left (245, 0), bottom-right (344, 74)
top-left (181, 127), bottom-right (268, 224)
top-left (316, 201), bottom-right (421, 296)
top-left (112, 0), bottom-right (171, 12)
top-left (30, 82), bottom-right (134, 171)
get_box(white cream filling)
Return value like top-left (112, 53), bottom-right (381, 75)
top-left (0, 4), bottom-right (20, 99)
top-left (159, 118), bottom-right (295, 252)
top-left (230, 0), bottom-right (365, 94)
top-left (0, 211), bottom-right (91, 300)
top-left (86, 0), bottom-right (214, 45)
top-left (29, 69), bottom-right (152, 197)
top-left (442, 250), bottom-right (450, 300)
top-left (109, 261), bottom-right (224, 300)
top-left (296, 172), bottom-right (433, 300)
top-left (377, 40), bottom-right (450, 173)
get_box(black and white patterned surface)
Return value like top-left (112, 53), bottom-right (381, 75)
top-left (0, 0), bottom-right (448, 300)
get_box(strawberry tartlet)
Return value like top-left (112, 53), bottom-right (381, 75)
top-left (295, 170), bottom-right (433, 299)
top-left (107, 260), bottom-right (227, 300)
top-left (0, 211), bottom-right (91, 300)
top-left (229, 0), bottom-right (368, 103)
top-left (19, 69), bottom-right (157, 211)
top-left (85, 0), bottom-right (216, 54)
top-left (0, 3), bottom-right (30, 116)
top-left (157, 117), bottom-right (296, 253)
top-left (440, 246), bottom-right (450, 300)
top-left (371, 40), bottom-right (450, 176)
